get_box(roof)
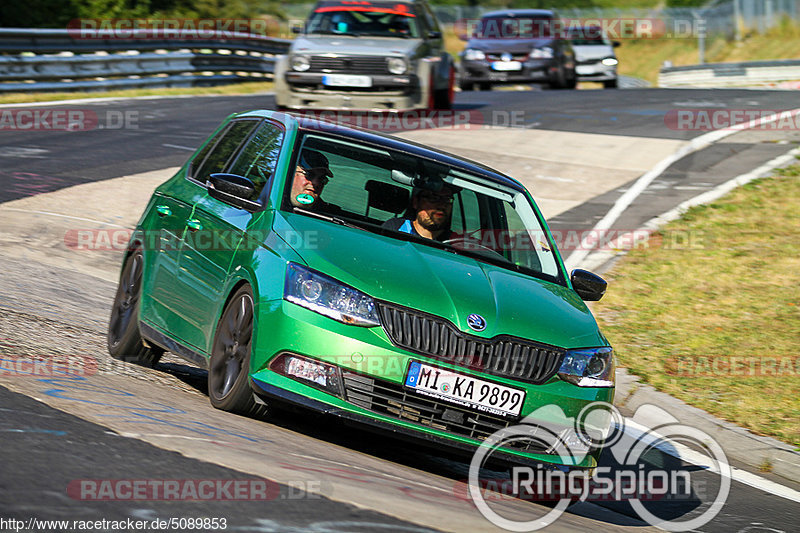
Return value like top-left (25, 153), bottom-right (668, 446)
top-left (481, 9), bottom-right (556, 19)
top-left (289, 113), bottom-right (527, 193)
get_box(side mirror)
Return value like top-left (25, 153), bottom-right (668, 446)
top-left (427, 31), bottom-right (442, 40)
top-left (613, 41), bottom-right (621, 47)
top-left (571, 269), bottom-right (607, 301)
top-left (207, 173), bottom-right (262, 212)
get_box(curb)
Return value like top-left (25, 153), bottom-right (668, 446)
top-left (614, 368), bottom-right (800, 483)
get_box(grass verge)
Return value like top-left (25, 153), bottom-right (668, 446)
top-left (594, 163), bottom-right (800, 447)
top-left (0, 81), bottom-right (274, 105)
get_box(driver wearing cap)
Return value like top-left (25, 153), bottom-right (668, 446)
top-left (289, 150), bottom-right (340, 213)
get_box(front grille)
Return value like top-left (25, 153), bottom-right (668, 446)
top-left (377, 302), bottom-right (565, 385)
top-left (309, 55), bottom-right (389, 74)
top-left (343, 372), bottom-right (551, 453)
top-left (486, 53), bottom-right (528, 62)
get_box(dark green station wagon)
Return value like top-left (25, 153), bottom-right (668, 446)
top-left (108, 110), bottom-right (614, 469)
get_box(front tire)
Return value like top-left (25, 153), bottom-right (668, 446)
top-left (603, 79), bottom-right (618, 89)
top-left (108, 248), bottom-right (163, 367)
top-left (208, 285), bottom-right (267, 417)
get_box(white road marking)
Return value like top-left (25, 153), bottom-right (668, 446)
top-left (0, 207), bottom-right (128, 228)
top-left (623, 419), bottom-right (800, 504)
top-left (565, 107), bottom-right (800, 270)
top-left (162, 143), bottom-right (196, 151)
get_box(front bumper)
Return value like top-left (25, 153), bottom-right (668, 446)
top-left (249, 299), bottom-right (613, 467)
top-left (575, 62), bottom-right (617, 82)
top-left (281, 72), bottom-right (425, 111)
top-left (460, 59), bottom-right (555, 84)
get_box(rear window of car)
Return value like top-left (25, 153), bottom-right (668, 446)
top-left (308, 1), bottom-right (420, 38)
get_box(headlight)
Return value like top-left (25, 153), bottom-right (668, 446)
top-left (290, 55), bottom-right (310, 72)
top-left (601, 57), bottom-right (618, 66)
top-left (558, 347), bottom-right (614, 387)
top-left (463, 48), bottom-right (485, 61)
top-left (387, 57), bottom-right (407, 74)
top-left (529, 47), bottom-right (554, 59)
top-left (284, 263), bottom-right (380, 327)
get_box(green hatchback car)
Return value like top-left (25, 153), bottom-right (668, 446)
top-left (108, 110), bottom-right (614, 469)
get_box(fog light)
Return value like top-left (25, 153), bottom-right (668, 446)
top-left (269, 353), bottom-right (343, 397)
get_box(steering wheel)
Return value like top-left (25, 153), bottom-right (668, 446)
top-left (442, 236), bottom-right (505, 258)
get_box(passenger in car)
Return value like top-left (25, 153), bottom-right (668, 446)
top-left (382, 184), bottom-right (459, 241)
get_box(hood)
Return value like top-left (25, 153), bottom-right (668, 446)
top-left (291, 35), bottom-right (420, 57)
top-left (273, 212), bottom-right (605, 349)
top-left (465, 37), bottom-right (555, 55)
top-left (572, 44), bottom-right (615, 62)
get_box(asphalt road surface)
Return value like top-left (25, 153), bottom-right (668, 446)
top-left (1, 88), bottom-right (798, 532)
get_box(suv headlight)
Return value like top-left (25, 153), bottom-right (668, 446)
top-left (284, 263), bottom-right (380, 326)
top-left (601, 57), bottom-right (618, 66)
top-left (529, 47), bottom-right (554, 59)
top-left (387, 57), bottom-right (407, 74)
top-left (558, 347), bottom-right (614, 387)
top-left (290, 55), bottom-right (310, 72)
top-left (463, 48), bottom-right (485, 61)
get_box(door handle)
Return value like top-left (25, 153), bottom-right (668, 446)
top-left (186, 219), bottom-right (203, 232)
top-left (156, 205), bottom-right (172, 217)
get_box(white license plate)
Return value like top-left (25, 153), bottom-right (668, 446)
top-left (404, 361), bottom-right (525, 417)
top-left (322, 74), bottom-right (372, 87)
top-left (491, 61), bottom-right (522, 71)
top-left (576, 65), bottom-right (599, 75)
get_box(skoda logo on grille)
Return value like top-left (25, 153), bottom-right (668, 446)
top-left (467, 314), bottom-right (487, 332)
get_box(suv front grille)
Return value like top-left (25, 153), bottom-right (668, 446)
top-left (376, 302), bottom-right (565, 385)
top-left (309, 55), bottom-right (390, 74)
top-left (342, 372), bottom-right (551, 453)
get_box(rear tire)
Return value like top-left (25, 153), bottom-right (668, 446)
top-left (108, 249), bottom-right (163, 368)
top-left (478, 82), bottom-right (492, 91)
top-left (208, 285), bottom-right (267, 418)
top-left (433, 67), bottom-right (455, 110)
top-left (603, 79), bottom-right (618, 89)
top-left (459, 81), bottom-right (475, 91)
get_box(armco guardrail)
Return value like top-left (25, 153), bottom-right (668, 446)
top-left (659, 59), bottom-right (800, 88)
top-left (0, 28), bottom-right (291, 92)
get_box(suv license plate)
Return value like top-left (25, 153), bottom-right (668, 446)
top-left (404, 361), bottom-right (525, 417)
top-left (322, 74), bottom-right (372, 87)
top-left (491, 61), bottom-right (522, 71)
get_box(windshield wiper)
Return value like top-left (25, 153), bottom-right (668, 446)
top-left (292, 207), bottom-right (368, 231)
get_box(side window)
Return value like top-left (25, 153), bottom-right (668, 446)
top-left (450, 188), bottom-right (480, 235)
top-left (227, 122), bottom-right (284, 199)
top-left (189, 124), bottom-right (230, 179)
top-left (421, 2), bottom-right (440, 33)
top-left (192, 120), bottom-right (259, 184)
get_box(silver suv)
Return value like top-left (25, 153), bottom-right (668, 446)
top-left (274, 0), bottom-right (455, 111)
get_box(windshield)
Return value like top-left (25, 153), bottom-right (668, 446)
top-left (476, 16), bottom-right (554, 39)
top-left (568, 27), bottom-right (611, 46)
top-left (306, 1), bottom-right (420, 38)
top-left (282, 133), bottom-right (564, 285)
